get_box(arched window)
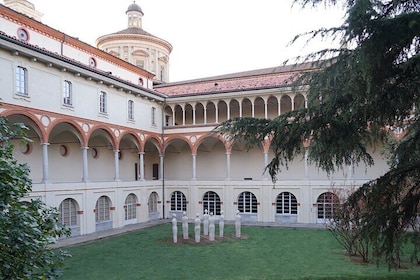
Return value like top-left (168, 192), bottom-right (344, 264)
top-left (125, 193), bottom-right (137, 221)
top-left (276, 192), bottom-right (298, 214)
top-left (317, 192), bottom-right (340, 219)
top-left (202, 191), bottom-right (221, 215)
top-left (95, 196), bottom-right (110, 222)
top-left (171, 191), bottom-right (187, 211)
top-left (148, 192), bottom-right (159, 213)
top-left (237, 191), bottom-right (258, 213)
top-left (59, 198), bottom-right (78, 226)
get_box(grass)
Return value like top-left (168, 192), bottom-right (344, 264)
top-left (60, 223), bottom-right (420, 279)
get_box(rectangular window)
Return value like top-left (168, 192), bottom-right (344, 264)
top-left (63, 80), bottom-right (72, 106)
top-left (128, 100), bottom-right (134, 120)
top-left (99, 91), bottom-right (107, 114)
top-left (16, 66), bottom-right (28, 95)
top-left (151, 107), bottom-right (156, 125)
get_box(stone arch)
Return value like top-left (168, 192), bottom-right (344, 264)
top-left (218, 100), bottom-right (228, 122)
top-left (48, 121), bottom-right (86, 183)
top-left (206, 101), bottom-right (216, 124)
top-left (119, 132), bottom-right (141, 181)
top-left (185, 103), bottom-right (193, 125)
top-left (280, 95), bottom-right (292, 114)
top-left (164, 105), bottom-right (173, 126)
top-left (174, 104), bottom-right (183, 126)
top-left (267, 95), bottom-right (279, 119)
top-left (195, 102), bottom-right (205, 124)
top-left (196, 136), bottom-right (226, 180)
top-left (242, 98), bottom-right (252, 117)
top-left (229, 99), bottom-right (240, 118)
top-left (87, 127), bottom-right (118, 182)
top-left (254, 97), bottom-right (265, 119)
top-left (294, 93), bottom-right (306, 110)
top-left (144, 136), bottom-right (161, 180)
top-left (164, 137), bottom-right (193, 180)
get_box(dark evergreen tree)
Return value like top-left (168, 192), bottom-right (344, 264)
top-left (215, 0), bottom-right (419, 267)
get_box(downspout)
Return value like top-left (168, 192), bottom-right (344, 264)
top-left (61, 34), bottom-right (65, 55)
top-left (161, 100), bottom-right (166, 219)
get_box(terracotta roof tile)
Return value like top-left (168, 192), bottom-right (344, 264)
top-left (155, 63), bottom-right (316, 97)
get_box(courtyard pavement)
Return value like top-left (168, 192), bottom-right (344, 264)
top-left (51, 219), bottom-right (326, 248)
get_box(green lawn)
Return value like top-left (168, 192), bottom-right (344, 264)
top-left (60, 224), bottom-right (420, 279)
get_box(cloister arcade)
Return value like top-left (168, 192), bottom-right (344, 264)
top-left (164, 92), bottom-right (306, 126)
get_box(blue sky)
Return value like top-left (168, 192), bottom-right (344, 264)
top-left (29, 0), bottom-right (345, 81)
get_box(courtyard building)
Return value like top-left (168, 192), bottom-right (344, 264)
top-left (0, 1), bottom-right (392, 237)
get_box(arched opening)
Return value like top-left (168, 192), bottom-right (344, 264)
top-left (59, 198), bottom-right (80, 237)
top-left (95, 195), bottom-right (112, 232)
top-left (185, 103), bottom-right (194, 125)
top-left (218, 100), bottom-right (228, 122)
top-left (241, 98), bottom-right (252, 117)
top-left (229, 99), bottom-right (240, 119)
top-left (169, 191), bottom-right (187, 219)
top-left (174, 105), bottom-right (183, 126)
top-left (275, 192), bottom-right (298, 223)
top-left (148, 192), bottom-right (160, 220)
top-left (195, 103), bottom-right (205, 124)
top-left (267, 96), bottom-right (279, 119)
top-left (124, 193), bottom-right (138, 225)
top-left (254, 97), bottom-right (265, 119)
top-left (202, 191), bottom-right (221, 215)
top-left (206, 102), bottom-right (216, 124)
top-left (280, 95), bottom-right (292, 114)
top-left (316, 192), bottom-right (340, 223)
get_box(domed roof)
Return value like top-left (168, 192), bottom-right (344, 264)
top-left (126, 1), bottom-right (143, 14)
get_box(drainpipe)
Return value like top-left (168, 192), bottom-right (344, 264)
top-left (161, 101), bottom-right (166, 219)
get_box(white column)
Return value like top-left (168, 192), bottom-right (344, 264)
top-left (182, 107), bottom-right (186, 125)
top-left (251, 103), bottom-right (255, 118)
top-left (278, 100), bottom-right (281, 116)
top-left (139, 152), bottom-right (145, 180)
top-left (263, 151), bottom-right (269, 181)
top-left (239, 103), bottom-right (243, 118)
top-left (204, 106), bottom-right (207, 124)
top-left (192, 154), bottom-right (197, 180)
top-left (215, 104), bottom-right (219, 123)
top-left (193, 108), bottom-right (196, 125)
top-left (304, 149), bottom-right (309, 179)
top-left (82, 146), bottom-right (89, 182)
top-left (159, 155), bottom-right (164, 180)
top-left (41, 143), bottom-right (50, 183)
top-left (114, 150), bottom-right (120, 181)
top-left (264, 100), bottom-right (268, 119)
top-left (227, 104), bottom-right (231, 120)
top-left (172, 110), bottom-right (176, 126)
top-left (226, 152), bottom-right (231, 180)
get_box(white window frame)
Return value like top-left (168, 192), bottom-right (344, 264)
top-left (203, 191), bottom-right (221, 215)
top-left (63, 80), bottom-right (72, 106)
top-left (16, 66), bottom-right (28, 95)
top-left (171, 191), bottom-right (187, 211)
top-left (99, 91), bottom-right (107, 114)
top-left (151, 107), bottom-right (156, 125)
top-left (95, 196), bottom-right (110, 222)
top-left (238, 191), bottom-right (258, 214)
top-left (59, 198), bottom-right (78, 227)
top-left (128, 99), bottom-right (134, 120)
top-left (124, 193), bottom-right (137, 221)
top-left (148, 192), bottom-right (158, 213)
top-left (276, 192), bottom-right (298, 215)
